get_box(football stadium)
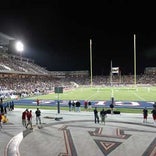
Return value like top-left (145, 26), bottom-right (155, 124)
top-left (1, 33), bottom-right (156, 156)
top-left (0, 32), bottom-right (156, 111)
top-left (1, 1), bottom-right (156, 155)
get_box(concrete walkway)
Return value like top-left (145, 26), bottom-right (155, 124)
top-left (0, 108), bottom-right (156, 156)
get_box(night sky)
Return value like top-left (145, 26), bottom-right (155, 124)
top-left (0, 0), bottom-right (156, 75)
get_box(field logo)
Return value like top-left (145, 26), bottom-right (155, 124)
top-left (95, 101), bottom-right (106, 106)
top-left (115, 101), bottom-right (140, 106)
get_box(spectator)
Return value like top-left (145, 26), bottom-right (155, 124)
top-left (0, 113), bottom-right (2, 129)
top-left (72, 101), bottom-right (75, 111)
top-left (4, 103), bottom-right (7, 114)
top-left (68, 100), bottom-right (72, 111)
top-left (10, 101), bottom-right (14, 111)
top-left (1, 114), bottom-right (8, 123)
top-left (151, 108), bottom-right (156, 125)
top-left (36, 99), bottom-right (40, 106)
top-left (93, 107), bottom-right (99, 124)
top-left (35, 108), bottom-right (41, 125)
top-left (22, 109), bottom-right (27, 128)
top-left (75, 101), bottom-right (81, 112)
top-left (0, 98), bottom-right (3, 113)
top-left (110, 103), bottom-right (114, 114)
top-left (88, 101), bottom-right (92, 111)
top-left (26, 110), bottom-right (32, 129)
top-left (143, 107), bottom-right (148, 123)
top-left (100, 108), bottom-right (107, 124)
top-left (84, 101), bottom-right (88, 111)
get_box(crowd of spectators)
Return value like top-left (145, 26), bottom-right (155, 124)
top-left (0, 74), bottom-right (156, 98)
top-left (0, 52), bottom-right (49, 75)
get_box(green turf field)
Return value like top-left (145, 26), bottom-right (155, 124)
top-left (29, 86), bottom-right (156, 101)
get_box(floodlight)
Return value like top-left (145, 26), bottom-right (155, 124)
top-left (15, 41), bottom-right (24, 52)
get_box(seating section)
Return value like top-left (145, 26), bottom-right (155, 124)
top-left (0, 52), bottom-right (49, 74)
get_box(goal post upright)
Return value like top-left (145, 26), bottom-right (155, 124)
top-left (90, 39), bottom-right (93, 87)
top-left (134, 34), bottom-right (137, 86)
top-left (110, 60), bottom-right (112, 87)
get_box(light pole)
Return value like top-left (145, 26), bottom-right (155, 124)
top-left (15, 40), bottom-right (24, 58)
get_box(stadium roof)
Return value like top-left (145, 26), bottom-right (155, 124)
top-left (0, 32), bottom-right (15, 45)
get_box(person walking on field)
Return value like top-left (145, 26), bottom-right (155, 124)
top-left (35, 108), bottom-right (41, 125)
top-left (68, 100), bottom-right (72, 111)
top-left (143, 107), bottom-right (148, 123)
top-left (110, 103), bottom-right (114, 114)
top-left (88, 101), bottom-right (92, 111)
top-left (151, 108), bottom-right (156, 125)
top-left (94, 107), bottom-right (99, 124)
top-left (36, 99), bottom-right (40, 106)
top-left (100, 108), bottom-right (107, 124)
top-left (26, 110), bottom-right (32, 129)
top-left (72, 101), bottom-right (75, 111)
top-left (0, 113), bottom-right (2, 129)
top-left (84, 101), bottom-right (88, 111)
top-left (22, 109), bottom-right (28, 128)
top-left (75, 101), bottom-right (81, 112)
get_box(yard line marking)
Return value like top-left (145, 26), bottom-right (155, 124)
top-left (133, 92), bottom-right (146, 101)
top-left (111, 88), bottom-right (114, 97)
top-left (87, 90), bottom-right (100, 100)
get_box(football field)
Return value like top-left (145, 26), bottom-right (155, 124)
top-left (30, 86), bottom-right (156, 101)
top-left (13, 86), bottom-right (156, 109)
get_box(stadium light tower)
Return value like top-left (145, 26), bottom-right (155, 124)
top-left (15, 40), bottom-right (24, 56)
top-left (0, 32), bottom-right (24, 56)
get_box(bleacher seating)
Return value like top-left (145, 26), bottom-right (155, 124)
top-left (0, 51), bottom-right (49, 74)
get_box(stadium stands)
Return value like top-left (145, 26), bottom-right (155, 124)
top-left (0, 51), bottom-right (49, 74)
